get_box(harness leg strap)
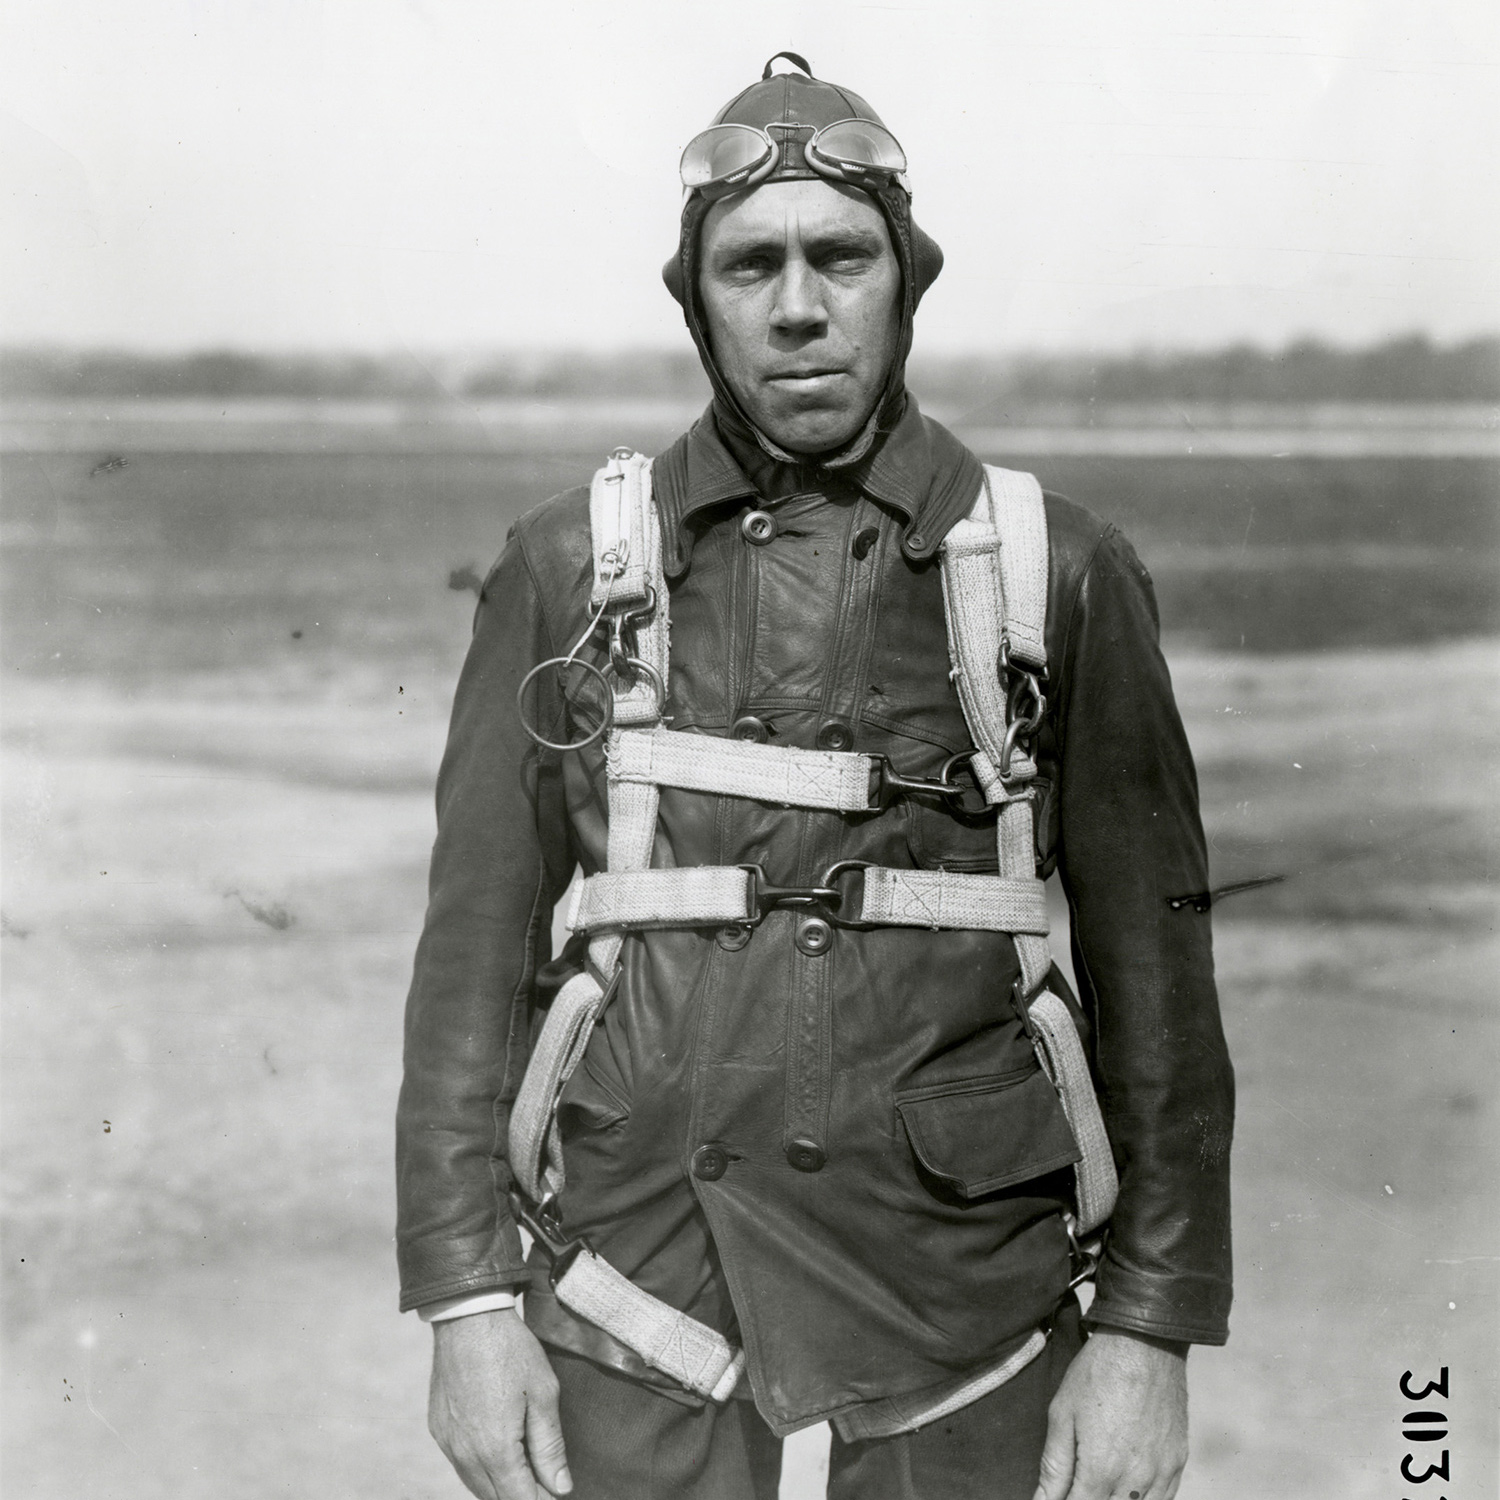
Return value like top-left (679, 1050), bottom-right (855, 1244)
top-left (553, 1247), bottom-right (746, 1402)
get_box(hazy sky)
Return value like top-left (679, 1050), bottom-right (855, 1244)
top-left (3, 0), bottom-right (1496, 354)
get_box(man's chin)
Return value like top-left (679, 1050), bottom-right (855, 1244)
top-left (749, 399), bottom-right (873, 457)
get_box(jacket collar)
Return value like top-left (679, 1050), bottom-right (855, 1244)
top-left (652, 395), bottom-right (984, 576)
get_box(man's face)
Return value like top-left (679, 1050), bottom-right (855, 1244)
top-left (698, 178), bottom-right (902, 455)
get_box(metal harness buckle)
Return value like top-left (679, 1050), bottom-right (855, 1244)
top-left (508, 1189), bottom-right (587, 1288)
top-left (867, 749), bottom-right (987, 813)
top-left (1064, 1214), bottom-right (1104, 1289)
top-left (738, 864), bottom-right (840, 924)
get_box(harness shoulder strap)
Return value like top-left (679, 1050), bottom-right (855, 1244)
top-left (940, 465), bottom-right (1118, 1237)
top-left (984, 465), bottom-right (1049, 672)
top-left (588, 451), bottom-right (670, 729)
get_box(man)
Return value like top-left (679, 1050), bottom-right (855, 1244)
top-left (397, 56), bottom-right (1233, 1500)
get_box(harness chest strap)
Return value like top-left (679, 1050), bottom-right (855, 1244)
top-left (610, 723), bottom-right (875, 812)
top-left (569, 864), bottom-right (1052, 937)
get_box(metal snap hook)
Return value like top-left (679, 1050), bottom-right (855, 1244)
top-left (605, 585), bottom-right (657, 676)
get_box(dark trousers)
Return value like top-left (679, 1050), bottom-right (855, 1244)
top-left (552, 1301), bottom-right (1084, 1500)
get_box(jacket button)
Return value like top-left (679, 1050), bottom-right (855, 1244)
top-left (851, 526), bottom-right (880, 560)
top-left (816, 721), bottom-right (853, 752)
top-left (716, 923), bottom-right (751, 952)
top-left (794, 916), bottom-right (832, 956)
top-left (786, 1138), bottom-right (826, 1173)
top-left (906, 531), bottom-right (927, 553)
top-left (691, 1145), bottom-right (729, 1181)
top-left (731, 715), bottom-right (769, 743)
top-left (741, 510), bottom-right (777, 545)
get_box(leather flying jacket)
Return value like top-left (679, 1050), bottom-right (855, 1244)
top-left (395, 395), bottom-right (1234, 1435)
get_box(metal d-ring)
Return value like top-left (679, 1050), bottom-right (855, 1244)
top-left (516, 655), bottom-right (614, 752)
top-left (603, 655), bottom-right (667, 717)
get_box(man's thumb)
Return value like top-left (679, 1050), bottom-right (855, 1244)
top-left (525, 1392), bottom-right (572, 1496)
top-left (1033, 1404), bottom-right (1076, 1500)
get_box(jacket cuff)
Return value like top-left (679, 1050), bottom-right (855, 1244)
top-left (399, 1265), bottom-right (532, 1314)
top-left (1084, 1297), bottom-right (1229, 1347)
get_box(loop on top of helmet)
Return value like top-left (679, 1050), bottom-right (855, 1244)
top-left (762, 51), bottom-right (813, 79)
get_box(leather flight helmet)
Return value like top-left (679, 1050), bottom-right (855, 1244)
top-left (664, 53), bottom-right (944, 463)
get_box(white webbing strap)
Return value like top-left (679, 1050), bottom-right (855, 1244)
top-left (553, 1248), bottom-right (746, 1402)
top-left (589, 451), bottom-right (654, 608)
top-left (941, 508), bottom-right (1013, 803)
top-left (1028, 990), bottom-right (1118, 1234)
top-left (940, 467), bottom-right (1048, 801)
top-left (569, 865), bottom-right (1049, 937)
top-left (509, 970), bottom-right (607, 1203)
top-left (597, 454), bottom-right (671, 730)
top-left (609, 727), bottom-right (874, 812)
top-left (571, 866), bottom-right (754, 934)
top-left (987, 466), bottom-right (1049, 672)
top-left (941, 466), bottom-right (1116, 1238)
top-left (508, 450), bottom-right (747, 1406)
top-left (860, 870), bottom-right (1050, 934)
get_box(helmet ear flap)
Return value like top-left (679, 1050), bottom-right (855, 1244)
top-left (908, 218), bottom-right (944, 306)
top-left (662, 253), bottom-right (686, 307)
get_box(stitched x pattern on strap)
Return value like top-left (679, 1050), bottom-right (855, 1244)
top-left (554, 1248), bottom-right (746, 1401)
top-left (859, 869), bottom-right (1050, 934)
top-left (608, 727), bottom-right (874, 812)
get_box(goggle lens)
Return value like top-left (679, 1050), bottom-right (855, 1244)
top-left (679, 124), bottom-right (775, 190)
top-left (680, 118), bottom-right (908, 195)
top-left (809, 119), bottom-right (907, 176)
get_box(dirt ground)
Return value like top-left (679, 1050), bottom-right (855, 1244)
top-left (3, 639), bottom-right (1497, 1498)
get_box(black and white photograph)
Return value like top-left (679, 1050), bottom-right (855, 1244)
top-left (3, 4), bottom-right (1496, 1497)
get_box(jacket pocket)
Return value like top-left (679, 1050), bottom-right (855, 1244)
top-left (904, 797), bottom-right (999, 873)
top-left (896, 1067), bottom-right (1080, 1198)
top-left (557, 1053), bottom-right (631, 1137)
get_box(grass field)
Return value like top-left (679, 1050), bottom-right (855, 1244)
top-left (3, 437), bottom-right (1497, 1497)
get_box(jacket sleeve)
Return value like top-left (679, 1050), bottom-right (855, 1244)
top-left (1054, 525), bottom-right (1235, 1345)
top-left (395, 530), bottom-right (575, 1312)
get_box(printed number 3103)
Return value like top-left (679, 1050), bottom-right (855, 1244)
top-left (1400, 1367), bottom-right (1449, 1496)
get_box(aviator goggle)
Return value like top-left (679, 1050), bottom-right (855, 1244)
top-left (680, 118), bottom-right (909, 200)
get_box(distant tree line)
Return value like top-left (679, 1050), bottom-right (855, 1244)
top-left (4, 334), bottom-right (1496, 404)
top-left (908, 335), bottom-right (1500, 410)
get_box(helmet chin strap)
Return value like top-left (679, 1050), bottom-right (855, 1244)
top-left (721, 383), bottom-right (899, 473)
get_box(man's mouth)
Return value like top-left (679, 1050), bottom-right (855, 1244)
top-left (767, 369), bottom-right (846, 385)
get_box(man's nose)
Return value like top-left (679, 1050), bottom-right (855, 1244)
top-left (770, 259), bottom-right (827, 335)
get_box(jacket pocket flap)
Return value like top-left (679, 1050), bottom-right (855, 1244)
top-left (897, 1067), bottom-right (1081, 1198)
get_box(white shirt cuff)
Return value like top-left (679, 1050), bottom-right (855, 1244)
top-left (418, 1290), bottom-right (519, 1324)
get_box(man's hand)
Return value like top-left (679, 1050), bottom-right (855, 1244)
top-left (429, 1308), bottom-right (572, 1499)
top-left (1033, 1329), bottom-right (1189, 1500)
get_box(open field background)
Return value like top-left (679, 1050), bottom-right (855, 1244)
top-left (3, 409), bottom-right (1498, 1497)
